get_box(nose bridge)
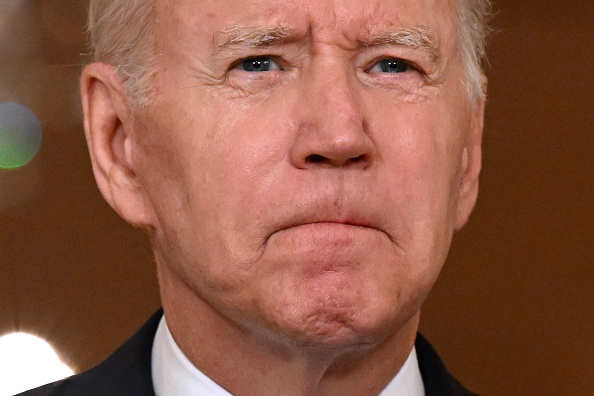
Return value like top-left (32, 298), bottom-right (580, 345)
top-left (291, 53), bottom-right (372, 168)
top-left (309, 55), bottom-right (361, 129)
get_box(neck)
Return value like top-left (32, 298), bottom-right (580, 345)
top-left (158, 266), bottom-right (420, 396)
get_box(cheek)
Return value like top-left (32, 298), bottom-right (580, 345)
top-left (373, 100), bottom-right (463, 203)
top-left (366, 99), bottom-right (465, 260)
top-left (138, 93), bottom-right (296, 281)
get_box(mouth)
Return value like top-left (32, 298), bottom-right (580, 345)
top-left (275, 215), bottom-right (379, 234)
top-left (284, 219), bottom-right (375, 230)
top-left (273, 217), bottom-right (402, 251)
top-left (266, 216), bottom-right (393, 249)
top-left (263, 204), bottom-right (400, 249)
top-left (261, 219), bottom-right (400, 276)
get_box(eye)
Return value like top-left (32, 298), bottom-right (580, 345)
top-left (236, 56), bottom-right (282, 72)
top-left (368, 58), bottom-right (412, 74)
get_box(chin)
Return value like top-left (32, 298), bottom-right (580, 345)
top-left (258, 285), bottom-right (412, 351)
top-left (270, 316), bottom-right (378, 351)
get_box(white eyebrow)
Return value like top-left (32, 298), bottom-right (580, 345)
top-left (360, 26), bottom-right (440, 63)
top-left (213, 25), bottom-right (294, 49)
top-left (212, 25), bottom-right (440, 63)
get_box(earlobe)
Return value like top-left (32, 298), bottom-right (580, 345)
top-left (80, 63), bottom-right (156, 227)
top-left (454, 96), bottom-right (485, 231)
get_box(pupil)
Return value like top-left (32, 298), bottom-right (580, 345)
top-left (243, 58), bottom-right (270, 72)
top-left (381, 59), bottom-right (408, 73)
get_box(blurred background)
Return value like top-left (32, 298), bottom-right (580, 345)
top-left (0, 0), bottom-right (592, 394)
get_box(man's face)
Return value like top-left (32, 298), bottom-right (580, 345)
top-left (129, 0), bottom-right (483, 347)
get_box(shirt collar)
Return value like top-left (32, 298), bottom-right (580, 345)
top-left (152, 316), bottom-right (232, 396)
top-left (152, 315), bottom-right (425, 396)
top-left (379, 344), bottom-right (425, 396)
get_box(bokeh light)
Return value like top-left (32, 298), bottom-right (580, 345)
top-left (0, 333), bottom-right (74, 395)
top-left (0, 102), bottom-right (42, 169)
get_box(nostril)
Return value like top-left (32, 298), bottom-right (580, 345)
top-left (305, 154), bottom-right (326, 163)
top-left (304, 154), bottom-right (368, 166)
top-left (344, 155), bottom-right (367, 166)
top-left (350, 154), bottom-right (366, 163)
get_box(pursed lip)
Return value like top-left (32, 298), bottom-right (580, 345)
top-left (264, 217), bottom-right (401, 252)
top-left (280, 219), bottom-right (376, 231)
top-left (269, 213), bottom-right (388, 242)
top-left (262, 199), bottom-right (400, 248)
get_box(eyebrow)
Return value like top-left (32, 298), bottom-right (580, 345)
top-left (360, 26), bottom-right (440, 63)
top-left (213, 25), bottom-right (294, 49)
top-left (212, 25), bottom-right (440, 63)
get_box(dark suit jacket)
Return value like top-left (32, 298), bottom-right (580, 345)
top-left (19, 310), bottom-right (478, 396)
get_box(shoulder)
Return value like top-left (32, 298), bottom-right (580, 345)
top-left (16, 311), bottom-right (163, 396)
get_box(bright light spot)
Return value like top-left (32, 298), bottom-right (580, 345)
top-left (0, 102), bottom-right (42, 169)
top-left (0, 333), bottom-right (74, 396)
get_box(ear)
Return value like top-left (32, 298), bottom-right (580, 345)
top-left (80, 63), bottom-right (156, 227)
top-left (453, 82), bottom-right (486, 231)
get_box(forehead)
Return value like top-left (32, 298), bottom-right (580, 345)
top-left (155, 0), bottom-right (458, 50)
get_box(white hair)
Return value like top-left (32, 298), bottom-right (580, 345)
top-left (87, 0), bottom-right (492, 107)
top-left (456, 0), bottom-right (492, 101)
top-left (87, 0), bottom-right (155, 107)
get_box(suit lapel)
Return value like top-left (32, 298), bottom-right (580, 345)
top-left (415, 334), bottom-right (479, 396)
top-left (51, 310), bottom-right (162, 396)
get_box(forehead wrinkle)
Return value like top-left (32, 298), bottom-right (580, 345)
top-left (360, 26), bottom-right (440, 63)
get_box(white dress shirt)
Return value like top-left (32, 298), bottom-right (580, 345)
top-left (152, 316), bottom-right (425, 396)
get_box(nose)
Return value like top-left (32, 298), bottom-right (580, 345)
top-left (289, 58), bottom-right (374, 169)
